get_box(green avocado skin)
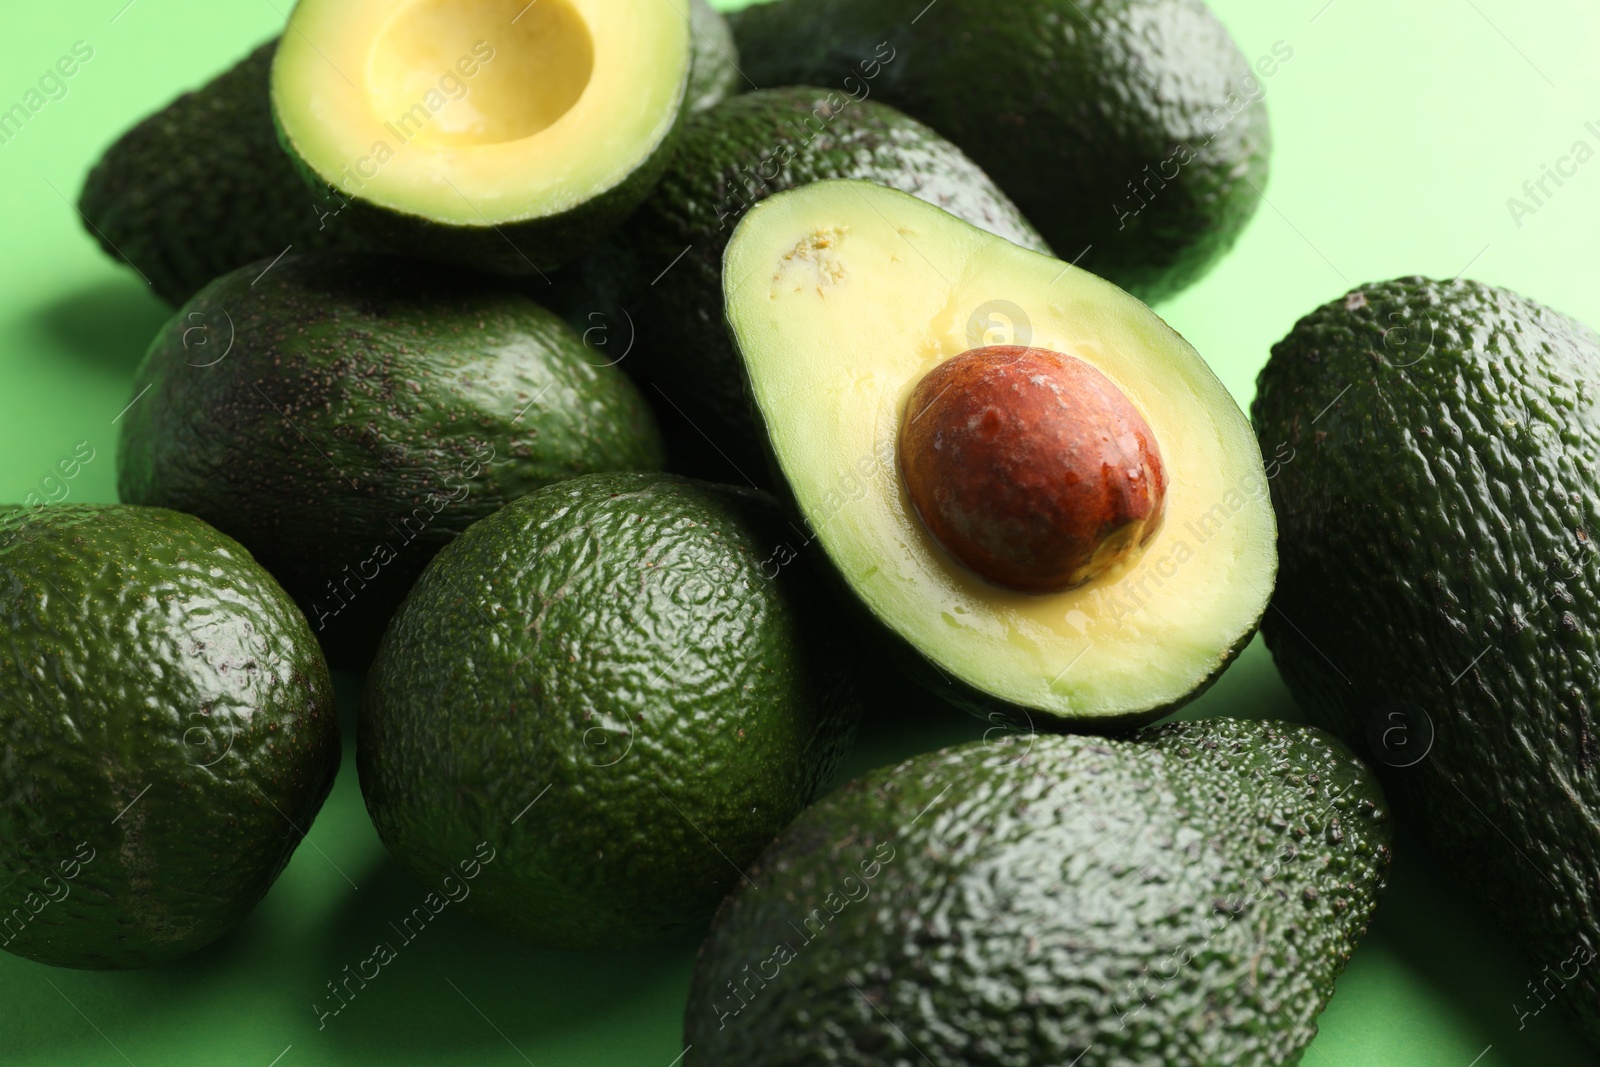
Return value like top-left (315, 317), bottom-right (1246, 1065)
top-left (0, 506), bottom-right (339, 970)
top-left (1252, 276), bottom-right (1600, 1049)
top-left (116, 252), bottom-right (665, 669)
top-left (558, 86), bottom-right (1050, 484)
top-left (685, 717), bottom-right (1391, 1066)
top-left (729, 0), bottom-right (1270, 304)
top-left (77, 41), bottom-right (343, 305)
top-left (361, 472), bottom-right (862, 951)
top-left (688, 0), bottom-right (743, 113)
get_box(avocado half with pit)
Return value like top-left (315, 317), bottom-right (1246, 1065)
top-left (270, 0), bottom-right (691, 273)
top-left (724, 180), bottom-right (1276, 730)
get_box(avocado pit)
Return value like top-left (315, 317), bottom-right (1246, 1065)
top-left (897, 345), bottom-right (1166, 594)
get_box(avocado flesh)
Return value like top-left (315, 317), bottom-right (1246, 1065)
top-left (80, 13), bottom-right (732, 304)
top-left (1253, 276), bottom-right (1600, 1049)
top-left (559, 85), bottom-right (1051, 485)
top-left (0, 506), bottom-right (339, 970)
top-left (271, 0), bottom-right (691, 273)
top-left (730, 0), bottom-right (1271, 304)
top-left (724, 180), bottom-right (1275, 727)
top-left (117, 252), bottom-right (665, 669)
top-left (685, 717), bottom-right (1393, 1066)
top-left (361, 472), bottom-right (862, 951)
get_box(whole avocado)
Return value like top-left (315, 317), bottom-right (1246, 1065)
top-left (561, 85), bottom-right (1050, 483)
top-left (361, 472), bottom-right (862, 950)
top-left (117, 252), bottom-right (665, 668)
top-left (685, 717), bottom-right (1391, 1066)
top-left (0, 506), bottom-right (339, 969)
top-left (1253, 276), bottom-right (1600, 1049)
top-left (78, 41), bottom-right (342, 305)
top-left (729, 0), bottom-right (1272, 303)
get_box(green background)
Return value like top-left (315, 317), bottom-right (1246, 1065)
top-left (3, 0), bottom-right (1599, 1063)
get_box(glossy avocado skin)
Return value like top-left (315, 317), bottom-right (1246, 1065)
top-left (560, 86), bottom-right (1050, 484)
top-left (1253, 277), bottom-right (1600, 1049)
top-left (730, 0), bottom-right (1270, 303)
top-left (0, 506), bottom-right (339, 970)
top-left (686, 717), bottom-right (1391, 1066)
top-left (78, 41), bottom-right (345, 305)
top-left (361, 472), bottom-right (862, 951)
top-left (117, 253), bottom-right (665, 669)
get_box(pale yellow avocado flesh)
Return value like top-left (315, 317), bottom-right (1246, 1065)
top-left (724, 180), bottom-right (1278, 723)
top-left (272, 0), bottom-right (690, 224)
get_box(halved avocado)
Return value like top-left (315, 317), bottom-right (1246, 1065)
top-left (724, 180), bottom-right (1276, 729)
top-left (270, 0), bottom-right (691, 273)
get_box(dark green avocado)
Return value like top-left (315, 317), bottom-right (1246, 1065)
top-left (685, 717), bottom-right (1392, 1065)
top-left (730, 0), bottom-right (1272, 303)
top-left (117, 252), bottom-right (664, 669)
top-left (360, 472), bottom-right (862, 951)
top-left (0, 505), bottom-right (339, 970)
top-left (558, 85), bottom-right (1050, 483)
top-left (1253, 276), bottom-right (1600, 1049)
top-left (77, 41), bottom-right (342, 305)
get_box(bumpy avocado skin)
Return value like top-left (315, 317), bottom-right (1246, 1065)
top-left (685, 717), bottom-right (1391, 1066)
top-left (1253, 276), bottom-right (1600, 1049)
top-left (360, 472), bottom-right (862, 951)
top-left (0, 506), bottom-right (339, 970)
top-left (78, 41), bottom-right (344, 305)
top-left (116, 253), bottom-right (665, 669)
top-left (561, 86), bottom-right (1050, 483)
top-left (689, 0), bottom-right (743, 113)
top-left (730, 0), bottom-right (1270, 304)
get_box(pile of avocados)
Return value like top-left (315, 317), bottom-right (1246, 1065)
top-left (3, 0), bottom-right (1595, 1061)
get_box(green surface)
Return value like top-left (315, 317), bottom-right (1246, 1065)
top-left (1, 0), bottom-right (1597, 1063)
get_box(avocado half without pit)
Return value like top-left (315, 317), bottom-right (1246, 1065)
top-left (270, 0), bottom-right (691, 272)
top-left (724, 179), bottom-right (1277, 730)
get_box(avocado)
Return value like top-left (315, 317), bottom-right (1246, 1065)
top-left (560, 85), bottom-right (1050, 483)
top-left (360, 471), bottom-right (862, 951)
top-left (0, 505), bottom-right (339, 970)
top-left (78, 41), bottom-right (340, 305)
top-left (685, 716), bottom-right (1392, 1066)
top-left (1252, 276), bottom-right (1600, 1048)
top-left (729, 0), bottom-right (1271, 304)
top-left (687, 0), bottom-right (743, 113)
top-left (270, 0), bottom-right (692, 275)
top-left (116, 252), bottom-right (664, 669)
top-left (80, 17), bottom-right (736, 305)
top-left (723, 180), bottom-right (1274, 729)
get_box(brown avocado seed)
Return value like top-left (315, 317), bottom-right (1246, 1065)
top-left (897, 345), bottom-right (1167, 594)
